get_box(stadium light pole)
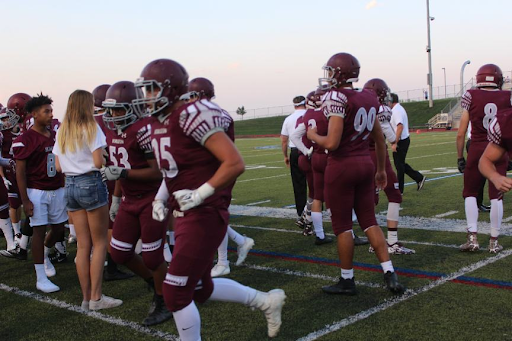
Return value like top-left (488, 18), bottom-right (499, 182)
top-left (426, 0), bottom-right (434, 108)
top-left (460, 60), bottom-right (471, 97)
top-left (442, 68), bottom-right (446, 98)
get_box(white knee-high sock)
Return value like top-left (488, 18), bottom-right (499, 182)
top-left (12, 221), bottom-right (20, 235)
top-left (465, 197), bottom-right (478, 233)
top-left (217, 232), bottom-right (229, 266)
top-left (311, 212), bottom-right (324, 239)
top-left (0, 218), bottom-right (14, 250)
top-left (227, 226), bottom-right (245, 245)
top-left (173, 301), bottom-right (201, 341)
top-left (490, 199), bottom-right (503, 238)
top-left (209, 278), bottom-right (257, 304)
top-left (68, 224), bottom-right (76, 237)
top-left (168, 231), bottom-right (175, 245)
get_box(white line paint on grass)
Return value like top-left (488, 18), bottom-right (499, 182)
top-left (296, 249), bottom-right (512, 341)
top-left (245, 264), bottom-right (383, 289)
top-left (229, 205), bottom-right (512, 236)
top-left (246, 200), bottom-right (271, 206)
top-left (237, 174), bottom-right (288, 183)
top-left (230, 224), bottom-right (459, 249)
top-left (407, 152), bottom-right (456, 160)
top-left (434, 211), bottom-right (459, 218)
top-left (503, 216), bottom-right (512, 223)
top-left (0, 283), bottom-right (178, 341)
top-left (242, 152), bottom-right (282, 158)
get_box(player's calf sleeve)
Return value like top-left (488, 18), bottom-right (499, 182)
top-left (311, 212), bottom-right (324, 239)
top-left (216, 232), bottom-right (229, 265)
top-left (209, 278), bottom-right (256, 304)
top-left (0, 218), bottom-right (14, 250)
top-left (464, 197), bottom-right (478, 233)
top-left (172, 301), bottom-right (201, 341)
top-left (387, 202), bottom-right (400, 222)
top-left (227, 225), bottom-right (245, 245)
top-left (490, 199), bottom-right (503, 238)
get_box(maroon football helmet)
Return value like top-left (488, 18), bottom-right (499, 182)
top-left (319, 53), bottom-right (360, 90)
top-left (306, 91), bottom-right (317, 108)
top-left (133, 58), bottom-right (189, 117)
top-left (363, 78), bottom-right (391, 104)
top-left (102, 81), bottom-right (143, 131)
top-left (188, 77), bottom-right (215, 100)
top-left (4, 93), bottom-right (32, 130)
top-left (476, 64), bottom-right (503, 88)
top-left (313, 88), bottom-right (327, 108)
top-left (92, 84), bottom-right (111, 109)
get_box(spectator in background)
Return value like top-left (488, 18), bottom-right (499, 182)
top-left (53, 90), bottom-right (122, 311)
top-left (280, 96), bottom-right (308, 225)
top-left (389, 93), bottom-right (426, 193)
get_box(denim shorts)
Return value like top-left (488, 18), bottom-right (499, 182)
top-left (65, 172), bottom-right (108, 212)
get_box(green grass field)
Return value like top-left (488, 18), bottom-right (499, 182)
top-left (2, 130), bottom-right (512, 341)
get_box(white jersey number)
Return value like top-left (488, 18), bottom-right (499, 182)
top-left (483, 103), bottom-right (498, 131)
top-left (109, 146), bottom-right (131, 169)
top-left (151, 137), bottom-right (178, 178)
top-left (351, 107), bottom-right (376, 141)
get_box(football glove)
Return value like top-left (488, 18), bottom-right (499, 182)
top-left (101, 166), bottom-right (128, 181)
top-left (109, 196), bottom-right (121, 222)
top-left (173, 183), bottom-right (215, 211)
top-left (152, 199), bottom-right (169, 222)
top-left (457, 157), bottom-right (466, 173)
top-left (2, 177), bottom-right (11, 190)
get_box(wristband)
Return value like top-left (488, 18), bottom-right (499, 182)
top-left (197, 182), bottom-right (215, 200)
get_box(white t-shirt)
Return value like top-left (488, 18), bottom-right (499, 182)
top-left (281, 108), bottom-right (307, 148)
top-left (390, 103), bottom-right (410, 140)
top-left (53, 123), bottom-right (107, 176)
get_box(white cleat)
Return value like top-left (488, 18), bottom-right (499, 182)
top-left (44, 258), bottom-right (56, 277)
top-left (236, 237), bottom-right (255, 266)
top-left (67, 234), bottom-right (77, 244)
top-left (489, 238), bottom-right (503, 254)
top-left (250, 289), bottom-right (286, 338)
top-left (211, 263), bottom-right (230, 277)
top-left (89, 295), bottom-right (123, 311)
top-left (36, 278), bottom-right (60, 293)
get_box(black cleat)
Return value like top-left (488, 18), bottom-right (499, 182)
top-left (143, 294), bottom-right (173, 326)
top-left (303, 223), bottom-right (313, 236)
top-left (478, 204), bottom-right (491, 213)
top-left (48, 250), bottom-right (68, 263)
top-left (2, 247), bottom-right (27, 260)
top-left (315, 236), bottom-right (333, 245)
top-left (354, 234), bottom-right (369, 246)
top-left (295, 216), bottom-right (305, 229)
top-left (322, 277), bottom-right (357, 295)
top-left (104, 269), bottom-right (135, 282)
top-left (384, 271), bottom-right (406, 294)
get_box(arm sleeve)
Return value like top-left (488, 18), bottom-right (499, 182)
top-left (487, 117), bottom-right (503, 147)
top-left (136, 123), bottom-right (155, 159)
top-left (461, 91), bottom-right (472, 111)
top-left (290, 123), bottom-right (309, 155)
top-left (322, 91), bottom-right (348, 119)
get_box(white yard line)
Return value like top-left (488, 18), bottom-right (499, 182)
top-left (433, 211), bottom-right (459, 218)
top-left (0, 283), bottom-right (178, 341)
top-left (245, 264), bottom-right (383, 289)
top-left (229, 224), bottom-right (459, 249)
top-left (229, 205), bottom-right (512, 236)
top-left (237, 174), bottom-right (288, 183)
top-left (503, 216), bottom-right (512, 223)
top-left (296, 249), bottom-right (512, 341)
top-left (407, 152), bottom-right (456, 160)
top-left (246, 200), bottom-right (271, 206)
top-left (242, 152), bottom-right (282, 158)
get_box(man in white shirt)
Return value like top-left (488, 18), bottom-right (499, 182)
top-left (281, 96), bottom-right (307, 220)
top-left (389, 93), bottom-right (426, 193)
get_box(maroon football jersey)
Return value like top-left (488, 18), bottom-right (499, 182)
top-left (295, 115), bottom-right (313, 149)
top-left (12, 128), bottom-right (64, 190)
top-left (150, 99), bottom-right (232, 211)
top-left (1, 128), bottom-right (21, 159)
top-left (104, 117), bottom-right (159, 198)
top-left (461, 89), bottom-right (512, 143)
top-left (303, 108), bottom-right (327, 153)
top-left (221, 109), bottom-right (235, 142)
top-left (322, 88), bottom-right (380, 158)
top-left (488, 108), bottom-right (512, 152)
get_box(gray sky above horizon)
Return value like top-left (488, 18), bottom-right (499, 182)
top-left (1, 0), bottom-right (511, 119)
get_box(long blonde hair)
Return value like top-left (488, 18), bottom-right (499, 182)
top-left (58, 90), bottom-right (97, 153)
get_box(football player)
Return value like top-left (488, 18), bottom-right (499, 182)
top-left (186, 77), bottom-right (255, 277)
top-left (456, 64), bottom-right (511, 252)
top-left (363, 78), bottom-right (414, 255)
top-left (92, 83), bottom-right (132, 281)
top-left (137, 58), bottom-right (285, 340)
top-left (307, 53), bottom-right (405, 295)
top-left (100, 81), bottom-right (171, 325)
top-left (1, 93), bottom-right (32, 260)
top-left (12, 94), bottom-right (67, 293)
top-left (290, 90), bottom-right (332, 242)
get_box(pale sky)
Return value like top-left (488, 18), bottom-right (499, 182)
top-left (1, 0), bottom-right (511, 120)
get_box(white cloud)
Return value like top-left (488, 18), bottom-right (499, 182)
top-left (365, 0), bottom-right (378, 10)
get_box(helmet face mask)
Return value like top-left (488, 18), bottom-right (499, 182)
top-left (0, 109), bottom-right (20, 130)
top-left (102, 100), bottom-right (138, 131)
top-left (133, 78), bottom-right (169, 117)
